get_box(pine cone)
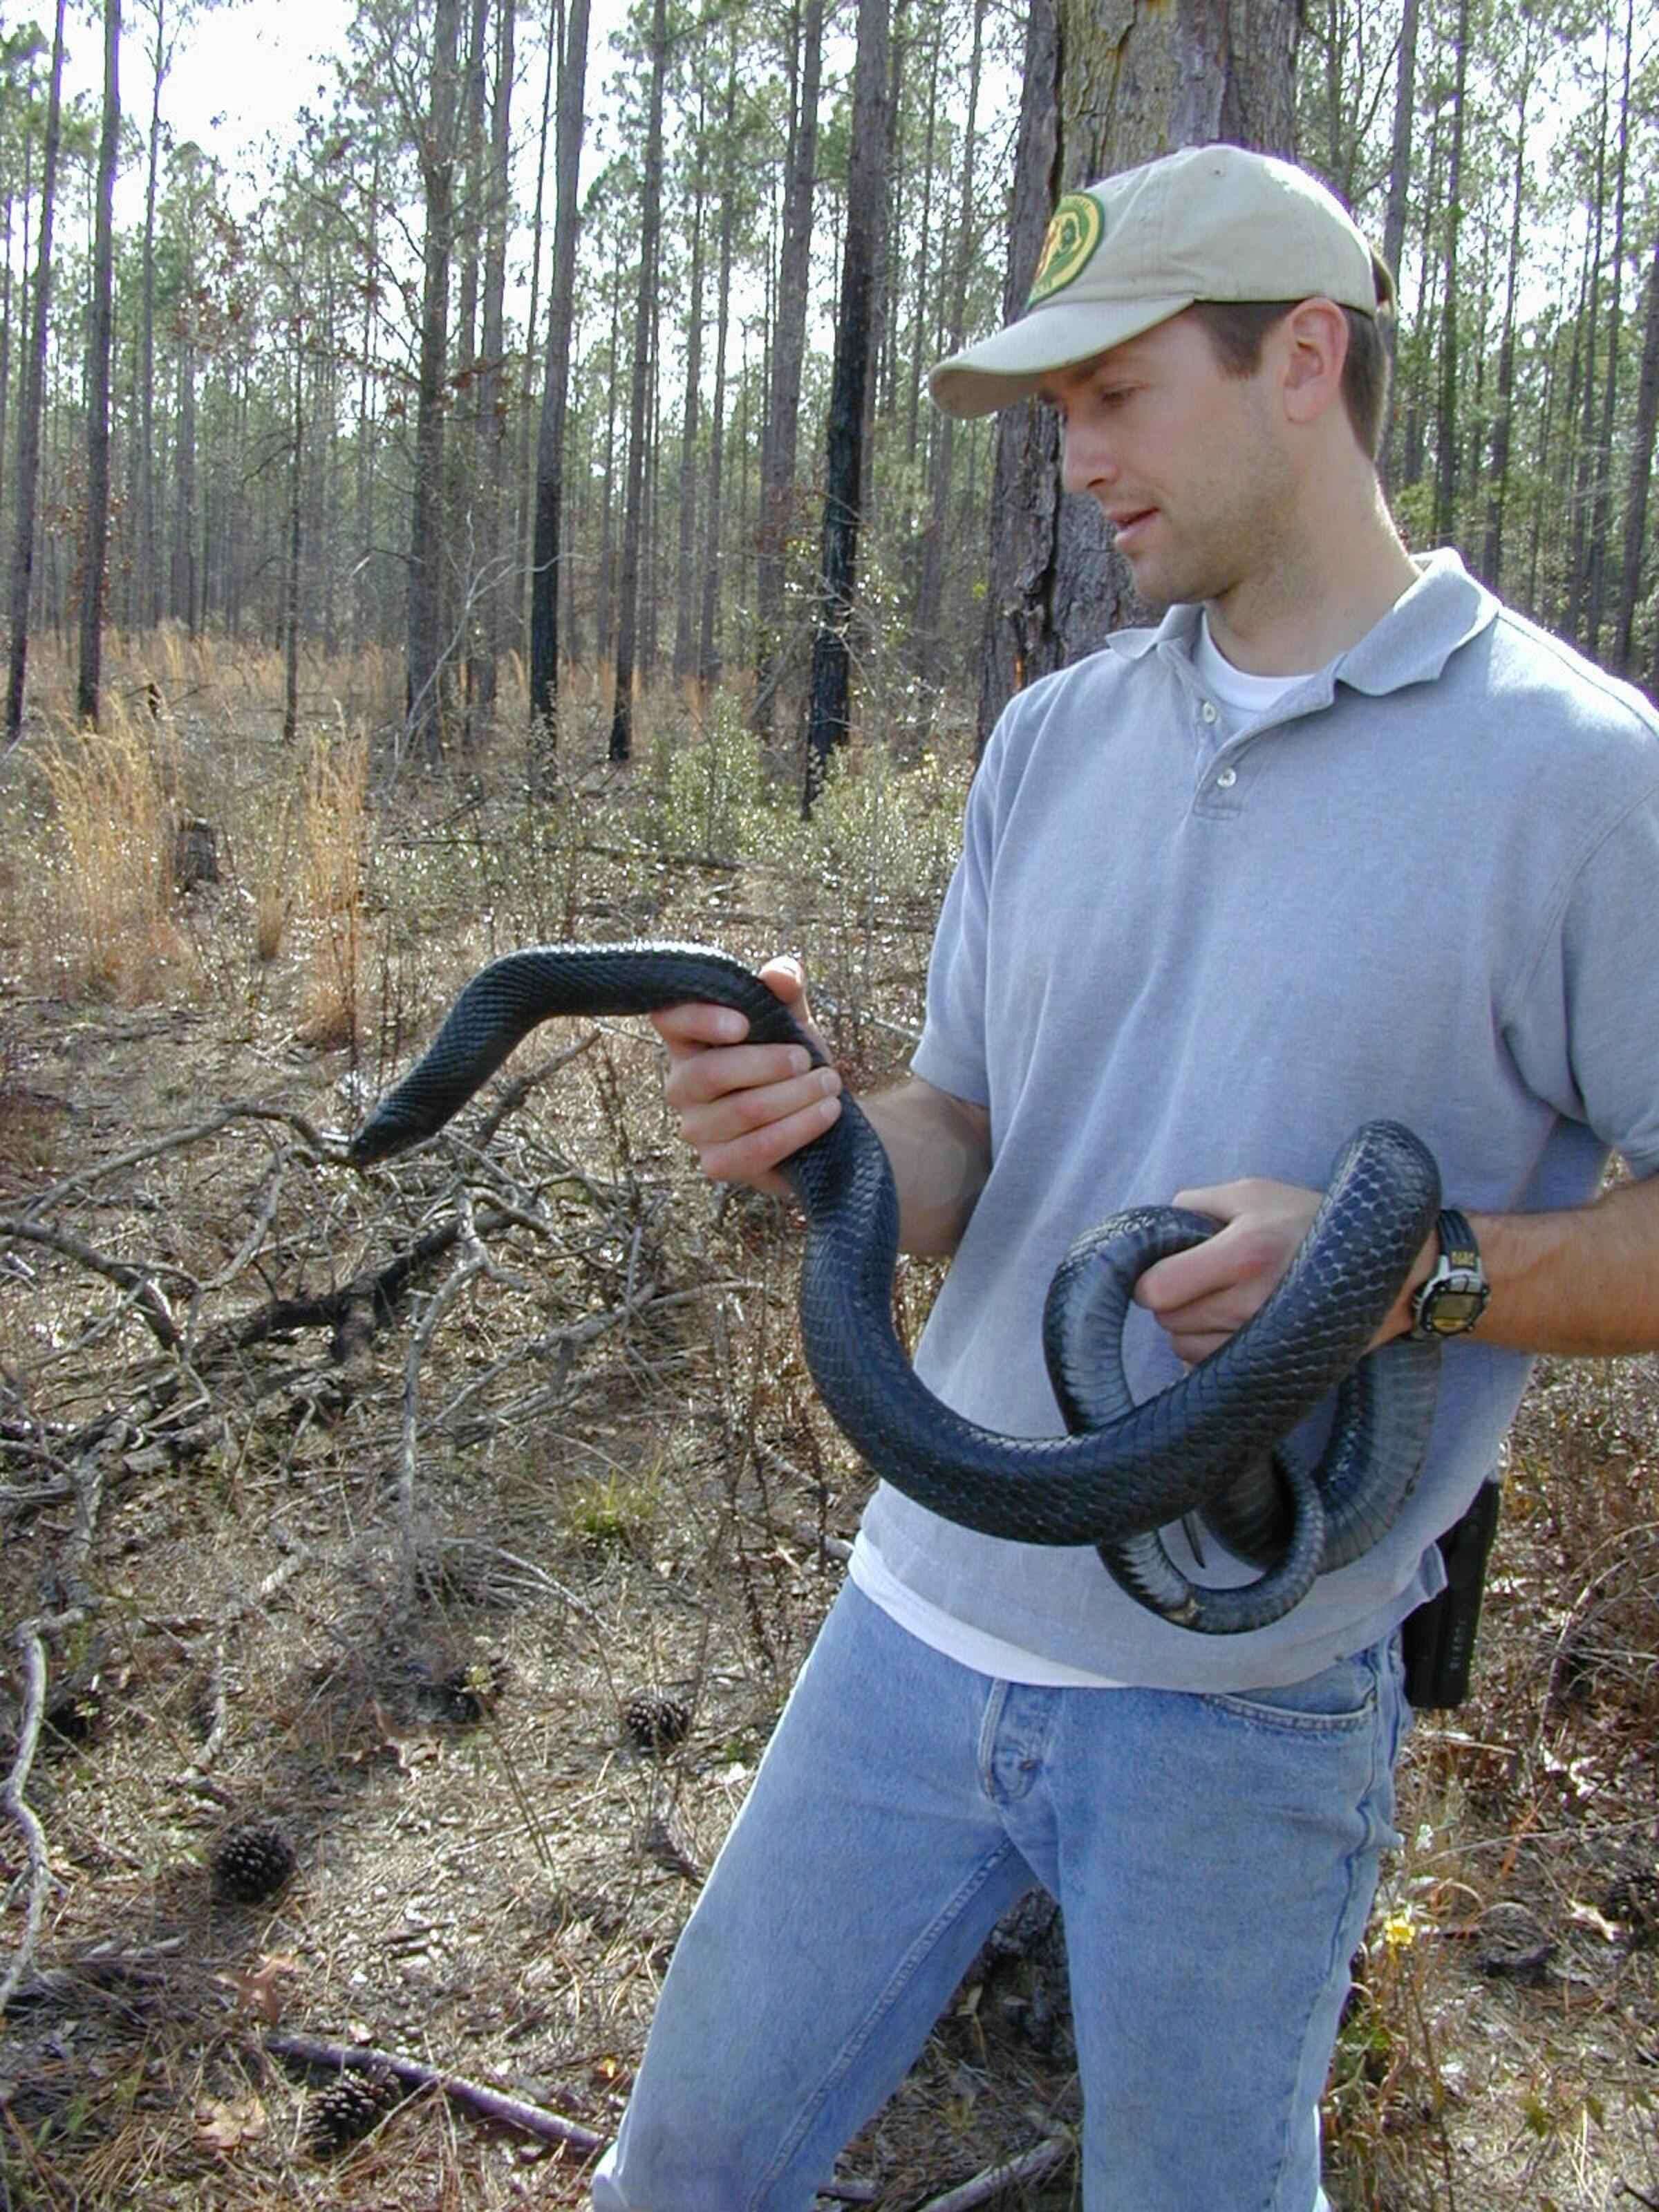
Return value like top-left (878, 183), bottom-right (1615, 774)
top-left (623, 1687), bottom-right (691, 1754)
top-left (212, 1820), bottom-right (297, 1904)
top-left (305, 2070), bottom-right (400, 2155)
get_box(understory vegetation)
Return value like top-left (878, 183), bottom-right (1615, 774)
top-left (0, 643), bottom-right (1656, 2211)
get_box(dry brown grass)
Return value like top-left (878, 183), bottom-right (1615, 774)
top-left (294, 731), bottom-right (369, 1050)
top-left (32, 709), bottom-right (189, 1002)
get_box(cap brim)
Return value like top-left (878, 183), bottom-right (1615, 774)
top-left (928, 294), bottom-right (1194, 418)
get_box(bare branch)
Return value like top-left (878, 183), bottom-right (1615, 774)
top-left (21, 1098), bottom-right (346, 1217)
top-left (0, 1215), bottom-right (185, 1350)
top-left (915, 2135), bottom-right (1074, 2211)
top-left (264, 2029), bottom-right (608, 2153)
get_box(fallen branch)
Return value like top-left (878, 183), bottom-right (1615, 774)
top-left (0, 1215), bottom-right (187, 1350)
top-left (916, 2135), bottom-right (1074, 2212)
top-left (0, 1602), bottom-right (97, 2018)
top-left (265, 2029), bottom-right (607, 2154)
top-left (22, 1098), bottom-right (344, 1216)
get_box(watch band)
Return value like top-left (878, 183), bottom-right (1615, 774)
top-left (1410, 1208), bottom-right (1490, 1340)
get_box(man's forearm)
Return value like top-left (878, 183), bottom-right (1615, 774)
top-left (858, 1078), bottom-right (992, 1257)
top-left (1459, 1172), bottom-right (1659, 1356)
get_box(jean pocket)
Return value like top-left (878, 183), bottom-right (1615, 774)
top-left (1197, 1644), bottom-right (1382, 1736)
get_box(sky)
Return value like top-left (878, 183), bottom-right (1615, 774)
top-left (48, 0), bottom-right (630, 215)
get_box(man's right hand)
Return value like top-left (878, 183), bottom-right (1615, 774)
top-left (650, 956), bottom-right (843, 1199)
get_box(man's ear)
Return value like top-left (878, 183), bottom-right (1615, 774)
top-left (1277, 299), bottom-right (1349, 427)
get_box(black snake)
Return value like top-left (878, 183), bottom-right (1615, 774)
top-left (348, 941), bottom-right (1443, 1635)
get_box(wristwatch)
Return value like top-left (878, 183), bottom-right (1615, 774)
top-left (1409, 1208), bottom-right (1490, 1339)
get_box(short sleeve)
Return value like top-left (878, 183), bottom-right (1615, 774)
top-left (909, 735), bottom-right (1002, 1109)
top-left (1504, 782), bottom-right (1659, 1173)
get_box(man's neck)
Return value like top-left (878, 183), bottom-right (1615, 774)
top-left (1206, 480), bottom-right (1419, 677)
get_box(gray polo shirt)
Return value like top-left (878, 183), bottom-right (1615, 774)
top-left (861, 550), bottom-right (1659, 1690)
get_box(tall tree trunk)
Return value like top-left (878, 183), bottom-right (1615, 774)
top-left (861, 0), bottom-right (904, 514)
top-left (597, 274), bottom-right (621, 664)
top-left (352, 151), bottom-right (379, 654)
top-left (1431, 0), bottom-right (1470, 550)
top-left (1614, 234), bottom-right (1659, 677)
top-left (1567, 50), bottom-right (1609, 644)
top-left (1586, 0), bottom-right (1633, 659)
top-left (697, 33), bottom-right (739, 691)
top-left (77, 0), bottom-right (120, 730)
top-left (5, 0), bottom-right (64, 744)
top-left (283, 335), bottom-right (303, 743)
top-left (903, 17), bottom-right (941, 471)
top-left (175, 320), bottom-right (198, 634)
top-left (751, 0), bottom-right (823, 738)
top-left (1481, 59), bottom-right (1532, 591)
top-left (406, 0), bottom-right (461, 765)
top-left (977, 0), bottom-right (1299, 749)
top-left (469, 0), bottom-right (512, 726)
top-left (527, 0), bottom-right (592, 763)
top-left (1378, 0), bottom-right (1417, 493)
top-left (518, 0), bottom-right (558, 654)
top-left (803, 0), bottom-right (890, 806)
top-left (138, 0), bottom-right (169, 633)
top-left (608, 0), bottom-right (668, 763)
top-left (673, 142), bottom-right (706, 688)
top-left (915, 0), bottom-right (984, 689)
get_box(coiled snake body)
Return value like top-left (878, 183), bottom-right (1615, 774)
top-left (350, 942), bottom-right (1444, 1635)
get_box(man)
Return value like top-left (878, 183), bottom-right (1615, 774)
top-left (593, 144), bottom-right (1659, 2210)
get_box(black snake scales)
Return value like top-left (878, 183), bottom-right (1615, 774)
top-left (348, 941), bottom-right (1444, 1635)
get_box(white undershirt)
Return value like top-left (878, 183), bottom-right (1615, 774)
top-left (1191, 613), bottom-right (1311, 729)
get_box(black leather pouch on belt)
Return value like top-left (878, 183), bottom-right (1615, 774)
top-left (1401, 1477), bottom-right (1503, 1709)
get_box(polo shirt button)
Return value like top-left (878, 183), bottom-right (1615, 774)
top-left (1201, 701), bottom-right (1218, 723)
top-left (1216, 767), bottom-right (1237, 789)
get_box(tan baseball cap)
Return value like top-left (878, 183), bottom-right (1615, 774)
top-left (930, 142), bottom-right (1394, 419)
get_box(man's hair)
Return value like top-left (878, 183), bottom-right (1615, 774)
top-left (1188, 299), bottom-right (1393, 461)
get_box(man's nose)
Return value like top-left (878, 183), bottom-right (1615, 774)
top-left (1060, 422), bottom-right (1117, 497)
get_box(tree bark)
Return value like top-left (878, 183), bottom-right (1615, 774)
top-left (915, 0), bottom-right (984, 690)
top-left (1480, 66), bottom-right (1531, 593)
top-left (4, 0), bottom-right (64, 745)
top-left (283, 334), bottom-right (302, 744)
top-left (1614, 234), bottom-right (1659, 677)
top-left (1431, 0), bottom-right (1470, 550)
top-left (751, 0), bottom-right (824, 738)
top-left (1566, 47), bottom-right (1609, 646)
top-left (406, 0), bottom-right (461, 766)
top-left (468, 0), bottom-right (513, 727)
top-left (1378, 0), bottom-right (1417, 493)
top-left (1586, 0), bottom-right (1633, 659)
top-left (76, 0), bottom-right (120, 730)
top-left (976, 0), bottom-right (1299, 751)
top-left (803, 0), bottom-right (890, 807)
top-left (697, 32), bottom-right (739, 693)
top-left (527, 0), bottom-right (592, 765)
top-left (137, 0), bottom-right (171, 634)
top-left (672, 115), bottom-right (706, 688)
top-left (609, 0), bottom-right (668, 762)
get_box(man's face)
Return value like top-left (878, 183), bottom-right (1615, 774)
top-left (1037, 311), bottom-right (1296, 612)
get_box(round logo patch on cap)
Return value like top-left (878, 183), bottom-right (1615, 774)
top-left (1029, 193), bottom-right (1105, 305)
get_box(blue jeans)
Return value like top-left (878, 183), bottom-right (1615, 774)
top-left (592, 1584), bottom-right (1409, 2211)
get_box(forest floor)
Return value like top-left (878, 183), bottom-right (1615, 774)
top-left (0, 644), bottom-right (1656, 2211)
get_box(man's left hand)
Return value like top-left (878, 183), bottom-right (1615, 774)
top-left (1133, 1178), bottom-right (1332, 1366)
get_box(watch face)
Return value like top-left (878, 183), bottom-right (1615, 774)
top-left (1424, 1277), bottom-right (1488, 1333)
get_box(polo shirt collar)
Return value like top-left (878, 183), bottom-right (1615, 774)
top-left (1103, 547), bottom-right (1498, 698)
